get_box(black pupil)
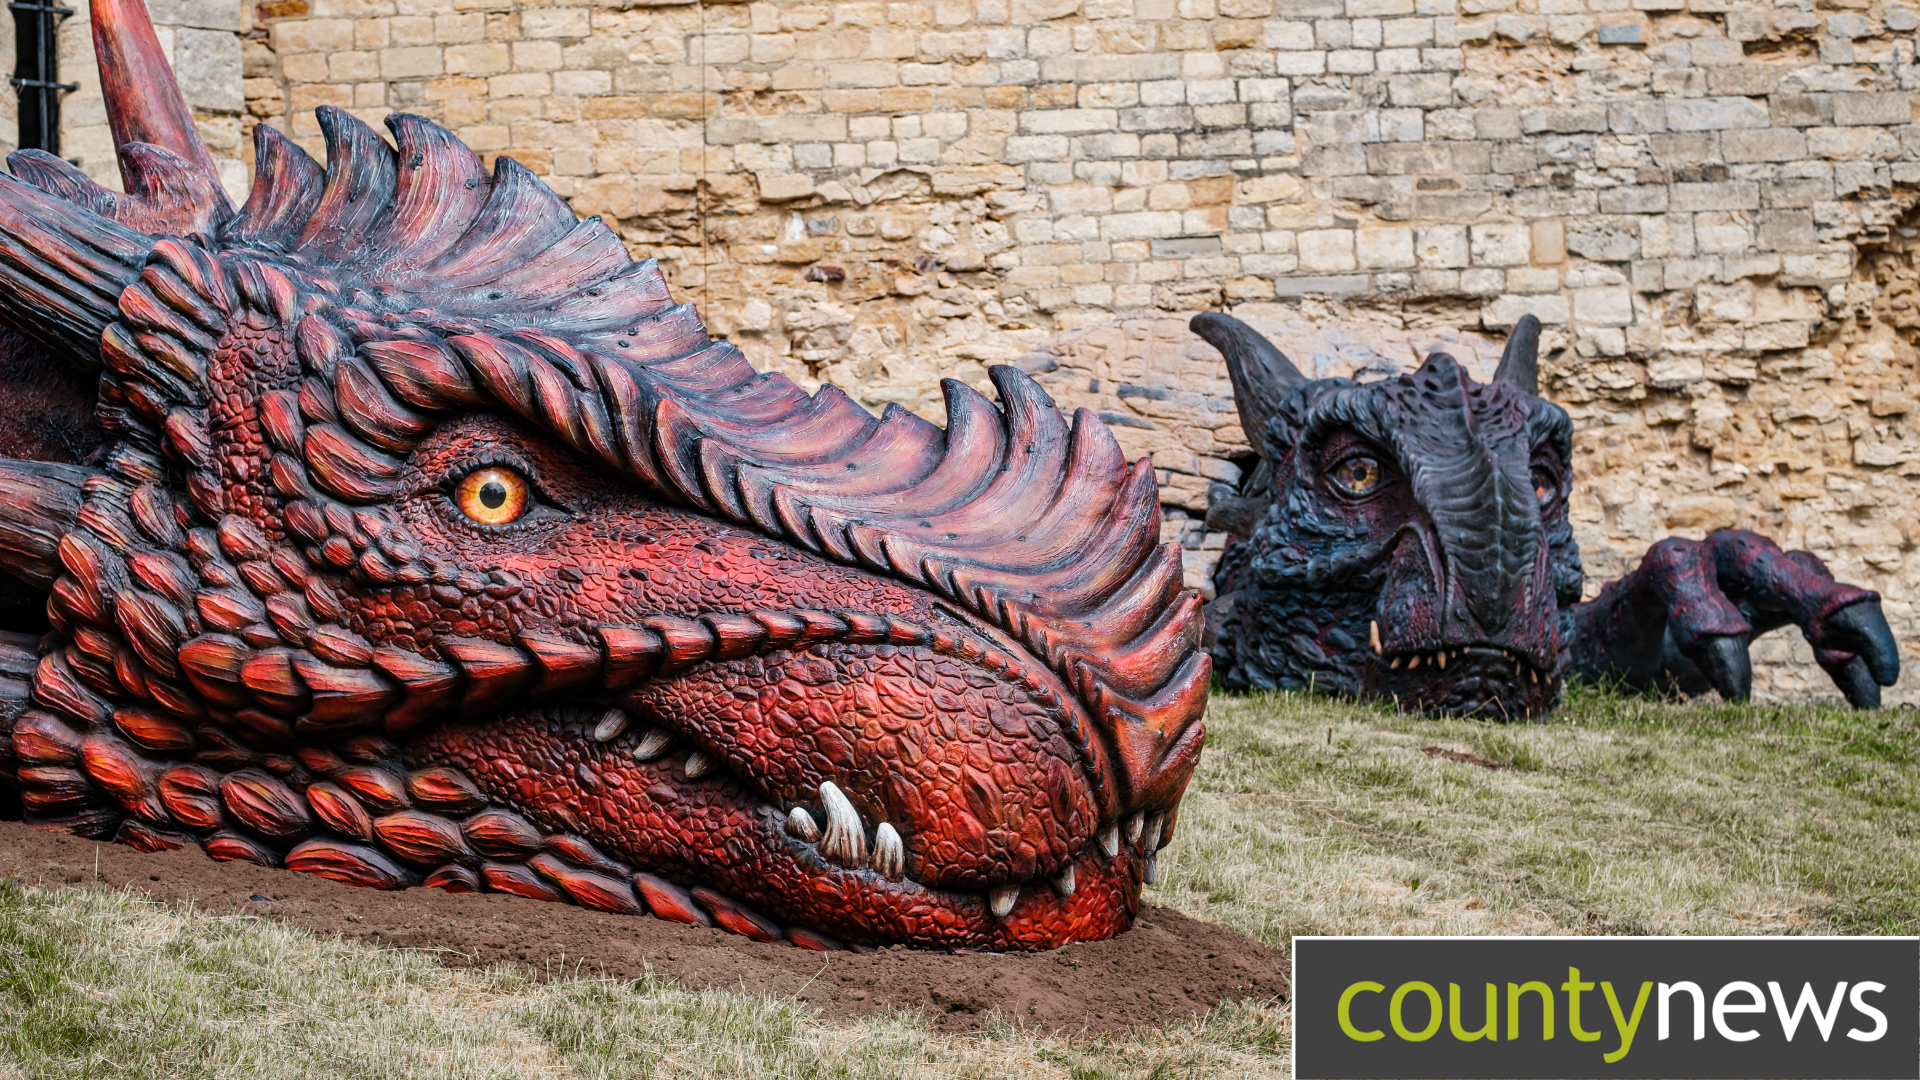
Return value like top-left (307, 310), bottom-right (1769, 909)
top-left (1341, 459), bottom-right (1377, 489)
top-left (479, 481), bottom-right (507, 509)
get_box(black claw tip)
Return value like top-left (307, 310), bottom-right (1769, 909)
top-left (1693, 635), bottom-right (1753, 703)
top-left (1832, 655), bottom-right (1883, 710)
top-left (1825, 601), bottom-right (1900, 688)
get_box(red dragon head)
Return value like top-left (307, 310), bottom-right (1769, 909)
top-left (0, 0), bottom-right (1208, 950)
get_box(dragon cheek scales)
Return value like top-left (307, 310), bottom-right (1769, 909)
top-left (0, 0), bottom-right (1206, 951)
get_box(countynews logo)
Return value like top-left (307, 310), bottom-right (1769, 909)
top-left (1292, 937), bottom-right (1917, 1079)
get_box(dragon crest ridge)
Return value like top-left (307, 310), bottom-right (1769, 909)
top-left (0, 0), bottom-right (1206, 951)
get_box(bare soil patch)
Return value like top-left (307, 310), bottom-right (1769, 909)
top-left (0, 820), bottom-right (1287, 1035)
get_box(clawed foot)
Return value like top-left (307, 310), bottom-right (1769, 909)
top-left (1575, 530), bottom-right (1899, 709)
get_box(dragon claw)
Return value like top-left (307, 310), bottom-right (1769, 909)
top-left (1829, 655), bottom-right (1883, 710)
top-left (1688, 634), bottom-right (1753, 704)
top-left (1821, 600), bottom-right (1900, 689)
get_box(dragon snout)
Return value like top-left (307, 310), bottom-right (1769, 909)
top-left (1374, 527), bottom-right (1563, 674)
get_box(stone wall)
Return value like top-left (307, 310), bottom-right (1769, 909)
top-left (132, 0), bottom-right (1920, 700)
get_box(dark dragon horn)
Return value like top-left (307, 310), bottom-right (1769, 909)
top-left (1189, 312), bottom-right (1307, 458)
top-left (1492, 313), bottom-right (1542, 394)
top-left (0, 171), bottom-right (153, 366)
top-left (0, 459), bottom-right (94, 589)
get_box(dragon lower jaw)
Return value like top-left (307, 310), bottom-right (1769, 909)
top-left (1363, 645), bottom-right (1562, 719)
top-left (408, 708), bottom-right (1156, 950)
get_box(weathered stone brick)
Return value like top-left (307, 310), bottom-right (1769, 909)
top-left (1355, 226), bottom-right (1414, 268)
top-left (1722, 128), bottom-right (1807, 163)
top-left (1755, 210), bottom-right (1816, 251)
top-left (1665, 96), bottom-right (1771, 131)
top-left (1670, 181), bottom-right (1760, 212)
top-left (1567, 217), bottom-right (1640, 262)
top-left (1469, 222), bottom-right (1529, 266)
top-left (1521, 104), bottom-right (1607, 133)
top-left (1833, 92), bottom-right (1912, 126)
top-left (1572, 286), bottom-right (1634, 326)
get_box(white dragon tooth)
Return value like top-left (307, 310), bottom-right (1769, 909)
top-left (817, 780), bottom-right (867, 867)
top-left (1369, 620), bottom-right (1382, 656)
top-left (1124, 812), bottom-right (1144, 846)
top-left (1052, 864), bottom-right (1076, 897)
top-left (592, 708), bottom-right (629, 742)
top-left (683, 751), bottom-right (715, 779)
top-left (1390, 656), bottom-right (1402, 669)
top-left (1097, 823), bottom-right (1119, 858)
top-left (1143, 855), bottom-right (1158, 885)
top-left (786, 806), bottom-right (821, 843)
top-left (1409, 655), bottom-right (1421, 670)
top-left (631, 728), bottom-right (673, 761)
top-left (872, 822), bottom-right (905, 880)
top-left (1143, 812), bottom-right (1166, 853)
top-left (1437, 650), bottom-right (1447, 669)
top-left (988, 883), bottom-right (1019, 918)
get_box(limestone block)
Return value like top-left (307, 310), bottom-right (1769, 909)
top-left (150, 0), bottom-right (243, 31)
top-left (1833, 92), bottom-right (1913, 126)
top-left (1572, 286), bottom-right (1633, 326)
top-left (174, 28), bottom-right (243, 111)
top-left (1415, 224), bottom-right (1468, 268)
top-left (1469, 222), bottom-right (1529, 266)
top-left (1665, 96), bottom-right (1771, 131)
top-left (1356, 226), bottom-right (1414, 269)
top-left (1298, 229), bottom-right (1357, 272)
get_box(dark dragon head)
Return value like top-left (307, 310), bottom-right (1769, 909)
top-left (1193, 312), bottom-right (1583, 719)
top-left (0, 0), bottom-right (1208, 951)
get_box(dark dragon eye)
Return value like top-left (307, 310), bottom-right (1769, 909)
top-left (1531, 463), bottom-right (1559, 504)
top-left (1329, 456), bottom-right (1383, 496)
top-left (455, 466), bottom-right (530, 525)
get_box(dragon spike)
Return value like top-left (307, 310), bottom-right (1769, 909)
top-left (92, 0), bottom-right (222, 190)
top-left (1189, 311), bottom-right (1307, 460)
top-left (1493, 314), bottom-right (1542, 395)
top-left (0, 458), bottom-right (96, 589)
top-left (0, 171), bottom-right (154, 367)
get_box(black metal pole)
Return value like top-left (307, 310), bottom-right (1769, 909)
top-left (9, 1), bottom-right (76, 154)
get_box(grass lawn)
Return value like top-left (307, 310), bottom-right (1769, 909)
top-left (3, 687), bottom-right (1916, 1078)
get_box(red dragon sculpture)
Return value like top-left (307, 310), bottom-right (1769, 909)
top-left (0, 0), bottom-right (1208, 951)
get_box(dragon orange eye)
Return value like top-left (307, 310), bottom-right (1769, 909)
top-left (1330, 456), bottom-right (1382, 496)
top-left (1532, 463), bottom-right (1559, 504)
top-left (454, 467), bottom-right (529, 525)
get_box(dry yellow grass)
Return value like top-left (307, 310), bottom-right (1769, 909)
top-left (4, 686), bottom-right (1916, 1077)
top-left (1150, 687), bottom-right (1920, 943)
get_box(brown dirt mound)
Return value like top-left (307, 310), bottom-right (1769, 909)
top-left (0, 820), bottom-right (1288, 1034)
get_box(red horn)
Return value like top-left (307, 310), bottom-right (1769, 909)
top-left (91, 0), bottom-right (222, 187)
